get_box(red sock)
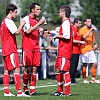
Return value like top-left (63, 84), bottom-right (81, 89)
top-left (23, 71), bottom-right (28, 91)
top-left (3, 73), bottom-right (10, 94)
top-left (56, 73), bottom-right (63, 92)
top-left (30, 74), bottom-right (36, 94)
top-left (63, 72), bottom-right (71, 95)
top-left (82, 67), bottom-right (86, 79)
top-left (91, 66), bottom-right (97, 79)
top-left (14, 73), bottom-right (22, 94)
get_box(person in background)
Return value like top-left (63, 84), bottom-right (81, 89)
top-left (79, 18), bottom-right (100, 83)
top-left (38, 27), bottom-right (50, 79)
top-left (69, 18), bottom-right (86, 84)
top-left (51, 5), bottom-right (73, 96)
top-left (0, 4), bottom-right (30, 97)
top-left (21, 3), bottom-right (45, 95)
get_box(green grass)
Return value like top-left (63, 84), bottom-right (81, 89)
top-left (0, 76), bottom-right (100, 100)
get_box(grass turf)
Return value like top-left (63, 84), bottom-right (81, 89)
top-left (0, 76), bottom-right (100, 100)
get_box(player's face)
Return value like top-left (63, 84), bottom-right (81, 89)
top-left (12, 9), bottom-right (18, 18)
top-left (77, 21), bottom-right (81, 28)
top-left (85, 19), bottom-right (92, 27)
top-left (58, 9), bottom-right (64, 18)
top-left (34, 5), bottom-right (41, 16)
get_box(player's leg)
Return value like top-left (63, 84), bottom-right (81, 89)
top-left (70, 54), bottom-right (79, 83)
top-left (12, 53), bottom-right (30, 97)
top-left (23, 67), bottom-right (31, 95)
top-left (89, 50), bottom-right (100, 83)
top-left (51, 57), bottom-right (65, 96)
top-left (80, 54), bottom-right (89, 83)
top-left (3, 55), bottom-right (15, 96)
top-left (30, 51), bottom-right (40, 96)
top-left (22, 51), bottom-right (32, 95)
top-left (62, 58), bottom-right (71, 96)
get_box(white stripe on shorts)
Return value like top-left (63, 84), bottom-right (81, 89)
top-left (61, 57), bottom-right (65, 70)
top-left (10, 53), bottom-right (16, 68)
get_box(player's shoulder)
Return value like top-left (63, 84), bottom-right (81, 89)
top-left (5, 18), bottom-right (13, 22)
top-left (5, 18), bottom-right (14, 25)
top-left (22, 15), bottom-right (29, 23)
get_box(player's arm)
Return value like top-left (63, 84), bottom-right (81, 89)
top-left (51, 20), bottom-right (70, 40)
top-left (6, 19), bottom-right (25, 35)
top-left (25, 18), bottom-right (45, 34)
top-left (15, 20), bottom-right (26, 35)
top-left (93, 38), bottom-right (98, 51)
top-left (83, 26), bottom-right (95, 39)
top-left (73, 39), bottom-right (86, 44)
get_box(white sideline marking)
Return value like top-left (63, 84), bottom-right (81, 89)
top-left (0, 84), bottom-right (57, 91)
top-left (0, 80), bottom-right (83, 91)
top-left (36, 84), bottom-right (57, 88)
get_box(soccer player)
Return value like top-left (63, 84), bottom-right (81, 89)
top-left (0, 4), bottom-right (30, 97)
top-left (51, 5), bottom-right (73, 96)
top-left (79, 18), bottom-right (100, 83)
top-left (20, 3), bottom-right (45, 95)
top-left (69, 18), bottom-right (86, 83)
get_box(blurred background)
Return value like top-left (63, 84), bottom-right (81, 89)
top-left (0, 0), bottom-right (100, 47)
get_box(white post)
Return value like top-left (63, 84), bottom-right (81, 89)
top-left (95, 50), bottom-right (100, 75)
top-left (41, 50), bottom-right (47, 79)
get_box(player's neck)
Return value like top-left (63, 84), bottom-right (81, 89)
top-left (6, 14), bottom-right (12, 19)
top-left (62, 17), bottom-right (69, 22)
top-left (29, 13), bottom-right (36, 19)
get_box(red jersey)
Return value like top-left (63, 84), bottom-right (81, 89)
top-left (22, 15), bottom-right (40, 51)
top-left (1, 18), bottom-right (18, 56)
top-left (58, 19), bottom-right (73, 59)
top-left (72, 26), bottom-right (81, 54)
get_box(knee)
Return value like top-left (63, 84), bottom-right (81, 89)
top-left (33, 67), bottom-right (37, 74)
top-left (15, 68), bottom-right (20, 73)
top-left (93, 63), bottom-right (97, 68)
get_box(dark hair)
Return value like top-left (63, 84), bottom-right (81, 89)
top-left (83, 18), bottom-right (91, 22)
top-left (30, 3), bottom-right (40, 13)
top-left (60, 5), bottom-right (71, 18)
top-left (73, 18), bottom-right (81, 24)
top-left (6, 4), bottom-right (17, 15)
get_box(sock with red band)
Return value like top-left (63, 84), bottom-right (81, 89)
top-left (3, 73), bottom-right (10, 94)
top-left (63, 72), bottom-right (71, 95)
top-left (56, 73), bottom-right (63, 92)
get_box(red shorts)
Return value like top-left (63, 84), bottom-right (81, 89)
top-left (55, 57), bottom-right (70, 71)
top-left (3, 53), bottom-right (20, 71)
top-left (22, 51), bottom-right (40, 67)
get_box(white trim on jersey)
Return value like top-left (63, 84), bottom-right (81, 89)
top-left (61, 57), bottom-right (65, 71)
top-left (62, 20), bottom-right (70, 39)
top-left (22, 16), bottom-right (30, 32)
top-left (5, 18), bottom-right (17, 34)
top-left (22, 51), bottom-right (25, 66)
top-left (10, 53), bottom-right (16, 68)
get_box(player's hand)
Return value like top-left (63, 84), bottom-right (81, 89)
top-left (93, 44), bottom-right (97, 51)
top-left (38, 18), bottom-right (45, 25)
top-left (90, 25), bottom-right (96, 31)
top-left (50, 35), bottom-right (57, 41)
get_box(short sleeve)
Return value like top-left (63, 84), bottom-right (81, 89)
top-left (62, 20), bottom-right (70, 39)
top-left (5, 18), bottom-right (17, 34)
top-left (22, 16), bottom-right (30, 32)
